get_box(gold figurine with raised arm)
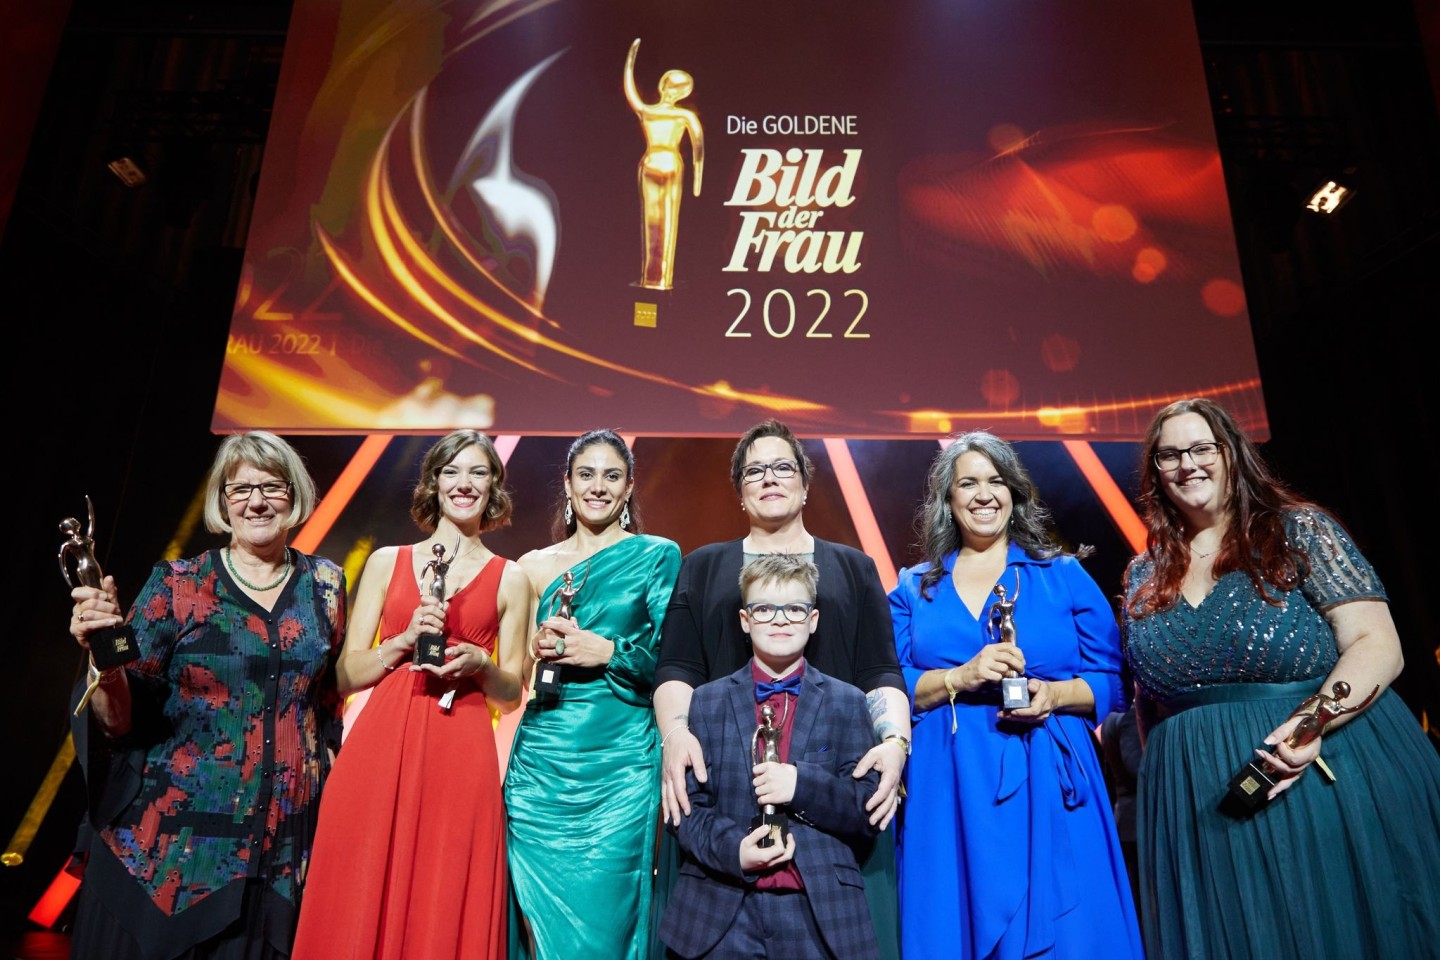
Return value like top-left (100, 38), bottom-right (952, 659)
top-left (1285, 680), bottom-right (1380, 749)
top-left (624, 37), bottom-right (704, 291)
top-left (992, 579), bottom-right (1031, 709)
top-left (58, 497), bottom-right (103, 592)
top-left (59, 495), bottom-right (138, 672)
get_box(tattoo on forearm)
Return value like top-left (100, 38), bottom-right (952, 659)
top-left (874, 722), bottom-right (901, 742)
top-left (866, 691), bottom-right (887, 734)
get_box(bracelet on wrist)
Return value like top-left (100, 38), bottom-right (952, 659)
top-left (882, 734), bottom-right (911, 757)
top-left (88, 655), bottom-right (124, 685)
top-left (661, 722), bottom-right (689, 749)
top-left (377, 644), bottom-right (398, 671)
top-left (75, 656), bottom-right (124, 717)
top-left (943, 667), bottom-right (960, 735)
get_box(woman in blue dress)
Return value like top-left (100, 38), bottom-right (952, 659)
top-left (1122, 398), bottom-right (1440, 959)
top-left (889, 431), bottom-right (1142, 960)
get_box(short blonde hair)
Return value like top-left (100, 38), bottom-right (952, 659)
top-left (739, 554), bottom-right (819, 604)
top-left (202, 431), bottom-right (318, 535)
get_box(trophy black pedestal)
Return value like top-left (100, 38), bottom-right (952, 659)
top-left (1223, 755), bottom-right (1278, 816)
top-left (413, 635), bottom-right (447, 668)
top-left (752, 810), bottom-right (791, 849)
top-left (532, 661), bottom-right (562, 697)
top-left (59, 498), bottom-right (140, 672)
top-left (89, 623), bottom-right (139, 670)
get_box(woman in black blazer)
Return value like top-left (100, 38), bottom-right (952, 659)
top-left (652, 418), bottom-right (910, 960)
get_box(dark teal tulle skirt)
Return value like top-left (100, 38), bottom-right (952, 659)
top-left (1138, 686), bottom-right (1440, 959)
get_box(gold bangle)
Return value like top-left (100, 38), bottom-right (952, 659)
top-left (882, 734), bottom-right (911, 757)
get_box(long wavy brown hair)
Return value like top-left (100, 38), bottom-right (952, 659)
top-left (409, 430), bottom-right (513, 534)
top-left (1125, 398), bottom-right (1318, 617)
top-left (914, 431), bottom-right (1077, 600)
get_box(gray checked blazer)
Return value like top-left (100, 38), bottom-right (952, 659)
top-left (659, 661), bottom-right (881, 959)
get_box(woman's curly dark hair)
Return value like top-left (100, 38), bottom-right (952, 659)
top-left (915, 431), bottom-right (1077, 599)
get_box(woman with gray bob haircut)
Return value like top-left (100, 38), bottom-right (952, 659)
top-left (66, 430), bottom-right (347, 959)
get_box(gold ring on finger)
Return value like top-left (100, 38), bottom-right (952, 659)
top-left (554, 636), bottom-right (566, 656)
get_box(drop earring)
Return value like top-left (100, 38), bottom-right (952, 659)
top-left (564, 501), bottom-right (574, 525)
top-left (620, 502), bottom-right (631, 529)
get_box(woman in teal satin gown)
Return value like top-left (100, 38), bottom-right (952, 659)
top-left (504, 430), bottom-right (681, 959)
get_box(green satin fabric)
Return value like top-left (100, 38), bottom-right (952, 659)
top-left (504, 535), bottom-right (680, 960)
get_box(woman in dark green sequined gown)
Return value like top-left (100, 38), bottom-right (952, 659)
top-left (1121, 398), bottom-right (1440, 960)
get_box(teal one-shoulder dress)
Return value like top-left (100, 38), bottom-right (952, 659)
top-left (504, 535), bottom-right (680, 959)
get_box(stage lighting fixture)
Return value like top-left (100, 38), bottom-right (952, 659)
top-left (1304, 178), bottom-right (1352, 214)
top-left (107, 157), bottom-right (148, 187)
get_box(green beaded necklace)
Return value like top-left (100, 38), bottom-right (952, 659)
top-left (224, 546), bottom-right (292, 591)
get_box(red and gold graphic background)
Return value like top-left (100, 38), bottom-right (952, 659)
top-left (217, 0), bottom-right (1266, 439)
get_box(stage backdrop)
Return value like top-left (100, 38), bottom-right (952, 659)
top-left (216, 0), bottom-right (1267, 439)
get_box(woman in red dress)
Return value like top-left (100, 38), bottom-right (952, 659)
top-left (293, 430), bottom-right (529, 960)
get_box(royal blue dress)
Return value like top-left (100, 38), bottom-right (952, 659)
top-left (890, 545), bottom-right (1142, 960)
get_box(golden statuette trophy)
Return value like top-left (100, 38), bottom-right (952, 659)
top-left (624, 37), bottom-right (704, 291)
top-left (750, 704), bottom-right (791, 848)
top-left (991, 580), bottom-right (1030, 709)
top-left (1225, 680), bottom-right (1380, 814)
top-left (531, 563), bottom-right (589, 699)
top-left (414, 540), bottom-right (456, 668)
top-left (58, 496), bottom-right (138, 670)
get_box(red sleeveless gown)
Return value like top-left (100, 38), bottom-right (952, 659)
top-left (293, 549), bottom-right (507, 960)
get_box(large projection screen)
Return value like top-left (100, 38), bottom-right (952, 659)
top-left (216, 0), bottom-right (1267, 439)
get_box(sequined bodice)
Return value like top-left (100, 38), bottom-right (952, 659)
top-left (1122, 508), bottom-right (1386, 703)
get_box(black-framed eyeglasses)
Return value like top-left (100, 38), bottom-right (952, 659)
top-left (742, 460), bottom-right (799, 484)
top-left (1153, 441), bottom-right (1222, 471)
top-left (223, 480), bottom-right (292, 502)
top-left (744, 601), bottom-right (815, 623)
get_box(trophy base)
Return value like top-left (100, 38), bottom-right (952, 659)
top-left (751, 811), bottom-right (790, 849)
top-left (532, 661), bottom-right (562, 697)
top-left (413, 636), bottom-right (447, 668)
top-left (1001, 676), bottom-right (1031, 710)
top-left (90, 624), bottom-right (139, 670)
top-left (1223, 756), bottom-right (1278, 816)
